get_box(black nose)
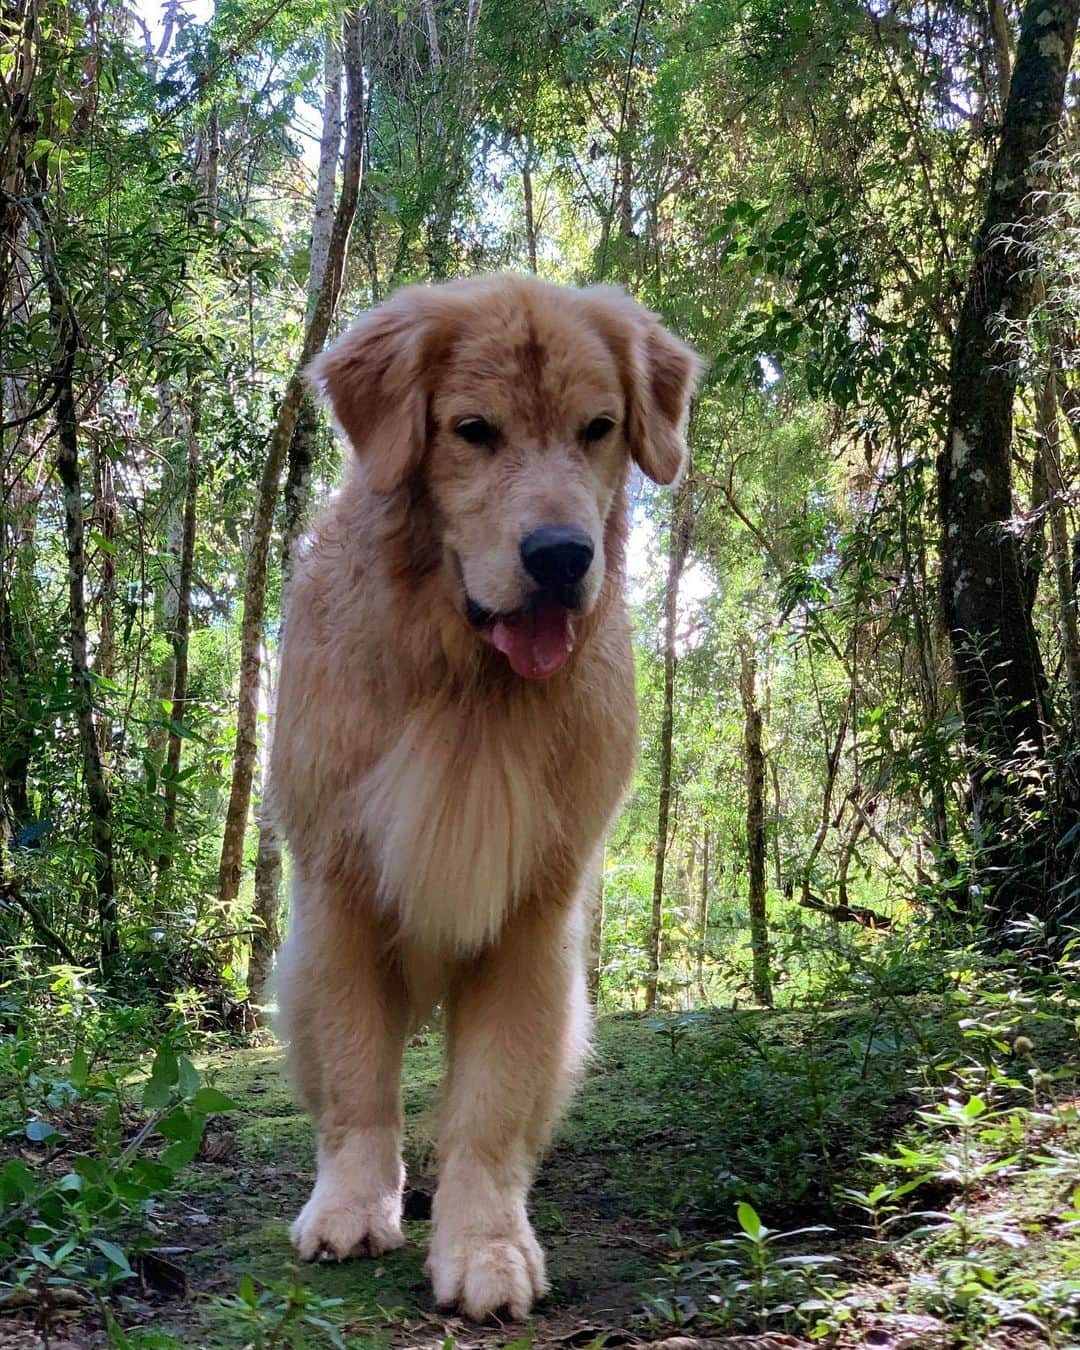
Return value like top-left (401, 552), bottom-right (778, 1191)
top-left (520, 526), bottom-right (595, 590)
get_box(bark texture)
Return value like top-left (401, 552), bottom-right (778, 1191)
top-left (645, 482), bottom-right (690, 1011)
top-left (739, 642), bottom-right (772, 1007)
top-left (937, 0), bottom-right (1080, 922)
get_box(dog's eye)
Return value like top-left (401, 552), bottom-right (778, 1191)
top-left (455, 417), bottom-right (499, 448)
top-left (583, 416), bottom-right (616, 443)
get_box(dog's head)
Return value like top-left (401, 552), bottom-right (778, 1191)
top-left (309, 275), bottom-right (700, 679)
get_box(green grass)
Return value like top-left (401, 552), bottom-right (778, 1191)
top-left (4, 990), bottom-right (1078, 1347)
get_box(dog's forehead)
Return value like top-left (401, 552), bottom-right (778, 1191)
top-left (435, 300), bottom-right (621, 433)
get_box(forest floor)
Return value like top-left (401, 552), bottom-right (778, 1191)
top-left (4, 1002), bottom-right (1078, 1349)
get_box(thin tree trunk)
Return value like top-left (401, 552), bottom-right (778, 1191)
top-left (937, 0), bottom-right (1079, 925)
top-left (2, 223), bottom-right (40, 834)
top-left (837, 811), bottom-right (866, 910)
top-left (696, 824), bottom-right (709, 1004)
top-left (52, 304), bottom-right (117, 971)
top-left (585, 848), bottom-right (604, 1008)
top-left (91, 443), bottom-right (117, 762)
top-left (801, 647), bottom-right (851, 911)
top-left (739, 641), bottom-right (772, 1007)
top-left (988, 0), bottom-right (1013, 108)
top-left (522, 150), bottom-right (538, 275)
top-left (148, 348), bottom-right (184, 769)
top-left (203, 103), bottom-right (220, 228)
top-left (895, 441), bottom-right (954, 870)
top-left (217, 9), bottom-right (365, 916)
top-left (159, 402), bottom-right (199, 855)
top-left (768, 758), bottom-right (783, 892)
top-left (158, 83), bottom-right (220, 860)
top-left (645, 481), bottom-right (690, 1011)
top-left (248, 30), bottom-right (343, 1006)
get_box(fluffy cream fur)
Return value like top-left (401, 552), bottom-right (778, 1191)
top-left (272, 273), bottom-right (698, 1320)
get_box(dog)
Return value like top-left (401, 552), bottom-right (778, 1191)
top-left (272, 273), bottom-right (698, 1319)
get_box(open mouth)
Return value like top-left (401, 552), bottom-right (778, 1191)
top-left (466, 595), bottom-right (576, 680)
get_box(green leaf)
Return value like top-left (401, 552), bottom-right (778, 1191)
top-left (92, 1237), bottom-right (133, 1276)
top-left (736, 1201), bottom-right (764, 1239)
top-left (178, 1057), bottom-right (200, 1099)
top-left (128, 1158), bottom-right (173, 1189)
top-left (150, 1044), bottom-right (179, 1089)
top-left (74, 1156), bottom-right (106, 1185)
top-left (161, 1137), bottom-right (201, 1170)
top-left (26, 1118), bottom-right (60, 1143)
top-left (142, 1076), bottom-right (173, 1109)
top-left (69, 1047), bottom-right (88, 1089)
top-left (191, 1087), bottom-right (237, 1115)
top-left (156, 1108), bottom-right (198, 1141)
top-left (89, 531), bottom-right (118, 556)
top-left (0, 1158), bottom-right (37, 1199)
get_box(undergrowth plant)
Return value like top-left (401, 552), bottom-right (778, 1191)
top-left (0, 1037), bottom-right (236, 1328)
top-left (650, 1200), bottom-right (840, 1334)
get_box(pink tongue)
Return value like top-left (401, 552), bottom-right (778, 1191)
top-left (492, 602), bottom-right (573, 679)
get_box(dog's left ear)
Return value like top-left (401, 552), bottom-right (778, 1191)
top-left (306, 288), bottom-right (432, 494)
top-left (584, 289), bottom-right (702, 486)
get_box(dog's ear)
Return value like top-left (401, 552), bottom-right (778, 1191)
top-left (584, 288), bottom-right (702, 486)
top-left (307, 289), bottom-right (432, 494)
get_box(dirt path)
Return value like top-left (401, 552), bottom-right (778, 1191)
top-left (157, 1019), bottom-right (733, 1347)
top-left (17, 1005), bottom-right (1073, 1347)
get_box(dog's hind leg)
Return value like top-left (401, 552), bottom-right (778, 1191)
top-left (427, 892), bottom-right (589, 1320)
top-left (277, 873), bottom-right (408, 1261)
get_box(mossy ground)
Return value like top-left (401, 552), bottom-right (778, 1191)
top-left (7, 1002), bottom-right (1079, 1347)
top-left (142, 1017), bottom-right (693, 1347)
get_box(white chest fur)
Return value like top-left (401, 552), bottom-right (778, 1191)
top-left (356, 699), bottom-right (558, 953)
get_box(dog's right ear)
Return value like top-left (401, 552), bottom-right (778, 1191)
top-left (307, 290), bottom-right (431, 494)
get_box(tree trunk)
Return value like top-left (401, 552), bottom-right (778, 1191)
top-left (51, 303), bottom-right (117, 971)
top-left (739, 641), bottom-right (772, 1007)
top-left (148, 347), bottom-right (184, 769)
top-left (217, 9), bottom-right (365, 917)
top-left (768, 758), bottom-right (784, 892)
top-left (1, 225), bottom-right (40, 837)
top-left (90, 443), bottom-right (117, 763)
top-left (522, 149), bottom-right (538, 275)
top-left (987, 0), bottom-right (1013, 108)
top-left (247, 30), bottom-right (343, 1007)
top-left (801, 645), bottom-right (851, 912)
top-left (937, 0), bottom-right (1079, 924)
top-left (696, 824), bottom-right (709, 1004)
top-left (645, 481), bottom-right (690, 1011)
top-left (896, 442), bottom-right (954, 872)
top-left (585, 848), bottom-right (604, 1008)
top-left (159, 402), bottom-right (199, 856)
top-left (158, 86), bottom-right (220, 861)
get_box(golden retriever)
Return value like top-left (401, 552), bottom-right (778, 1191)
top-left (271, 273), bottom-right (698, 1319)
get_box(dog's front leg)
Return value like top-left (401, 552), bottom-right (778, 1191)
top-left (278, 880), bottom-right (409, 1261)
top-left (428, 896), bottom-right (588, 1319)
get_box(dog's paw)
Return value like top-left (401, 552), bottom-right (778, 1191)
top-left (290, 1189), bottom-right (404, 1261)
top-left (427, 1223), bottom-right (547, 1320)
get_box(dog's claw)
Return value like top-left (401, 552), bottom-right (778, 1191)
top-left (290, 1193), bottom-right (404, 1262)
top-left (427, 1225), bottom-right (547, 1320)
